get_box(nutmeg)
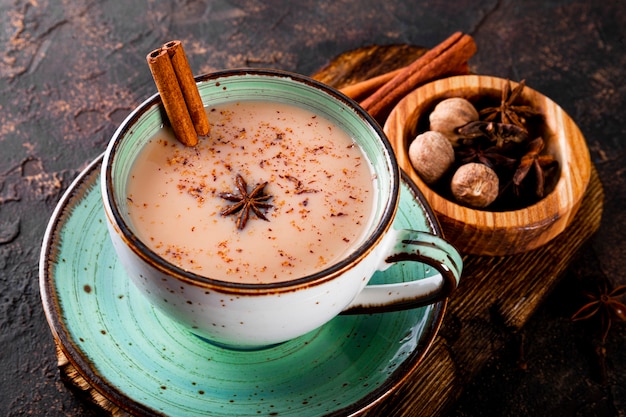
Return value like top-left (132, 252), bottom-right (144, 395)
top-left (429, 97), bottom-right (479, 145)
top-left (450, 162), bottom-right (499, 208)
top-left (408, 131), bottom-right (455, 185)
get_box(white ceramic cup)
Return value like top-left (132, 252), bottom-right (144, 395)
top-left (101, 69), bottom-right (462, 349)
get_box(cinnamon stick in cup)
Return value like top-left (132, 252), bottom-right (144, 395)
top-left (146, 47), bottom-right (198, 147)
top-left (146, 41), bottom-right (210, 146)
top-left (359, 32), bottom-right (476, 123)
top-left (162, 40), bottom-right (210, 137)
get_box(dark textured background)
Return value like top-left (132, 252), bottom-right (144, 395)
top-left (1, 0), bottom-right (624, 415)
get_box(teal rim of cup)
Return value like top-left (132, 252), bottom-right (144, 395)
top-left (103, 68), bottom-right (400, 291)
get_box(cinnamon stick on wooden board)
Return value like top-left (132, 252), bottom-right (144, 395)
top-left (339, 67), bottom-right (405, 101)
top-left (359, 32), bottom-right (476, 123)
top-left (146, 41), bottom-right (209, 146)
top-left (340, 61), bottom-right (468, 103)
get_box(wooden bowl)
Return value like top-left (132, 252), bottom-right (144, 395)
top-left (384, 75), bottom-right (591, 256)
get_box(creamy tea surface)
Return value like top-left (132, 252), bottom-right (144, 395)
top-left (126, 100), bottom-right (376, 283)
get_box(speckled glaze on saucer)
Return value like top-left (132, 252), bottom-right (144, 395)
top-left (40, 154), bottom-right (447, 417)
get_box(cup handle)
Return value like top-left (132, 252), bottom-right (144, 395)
top-left (342, 229), bottom-right (463, 314)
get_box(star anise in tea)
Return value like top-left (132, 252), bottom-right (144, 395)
top-left (219, 174), bottom-right (273, 230)
top-left (479, 79), bottom-right (541, 129)
top-left (513, 137), bottom-right (558, 198)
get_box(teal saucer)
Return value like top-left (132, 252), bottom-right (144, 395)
top-left (40, 154), bottom-right (447, 416)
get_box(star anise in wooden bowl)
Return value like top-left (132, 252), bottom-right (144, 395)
top-left (384, 75), bottom-right (591, 255)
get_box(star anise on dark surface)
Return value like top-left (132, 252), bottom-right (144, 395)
top-left (219, 174), bottom-right (273, 230)
top-left (479, 79), bottom-right (541, 129)
top-left (571, 281), bottom-right (626, 343)
top-left (512, 137), bottom-right (557, 197)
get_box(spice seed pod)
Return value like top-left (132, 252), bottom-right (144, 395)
top-left (450, 162), bottom-right (499, 208)
top-left (408, 131), bottom-right (455, 185)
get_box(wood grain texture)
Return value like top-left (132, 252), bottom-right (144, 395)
top-left (312, 44), bottom-right (429, 91)
top-left (384, 75), bottom-right (592, 256)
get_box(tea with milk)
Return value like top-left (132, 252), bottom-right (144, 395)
top-left (126, 100), bottom-right (376, 283)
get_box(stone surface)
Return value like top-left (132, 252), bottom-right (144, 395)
top-left (1, 0), bottom-right (624, 416)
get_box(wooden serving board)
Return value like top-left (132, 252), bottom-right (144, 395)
top-left (56, 45), bottom-right (603, 416)
top-left (312, 45), bottom-right (604, 416)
